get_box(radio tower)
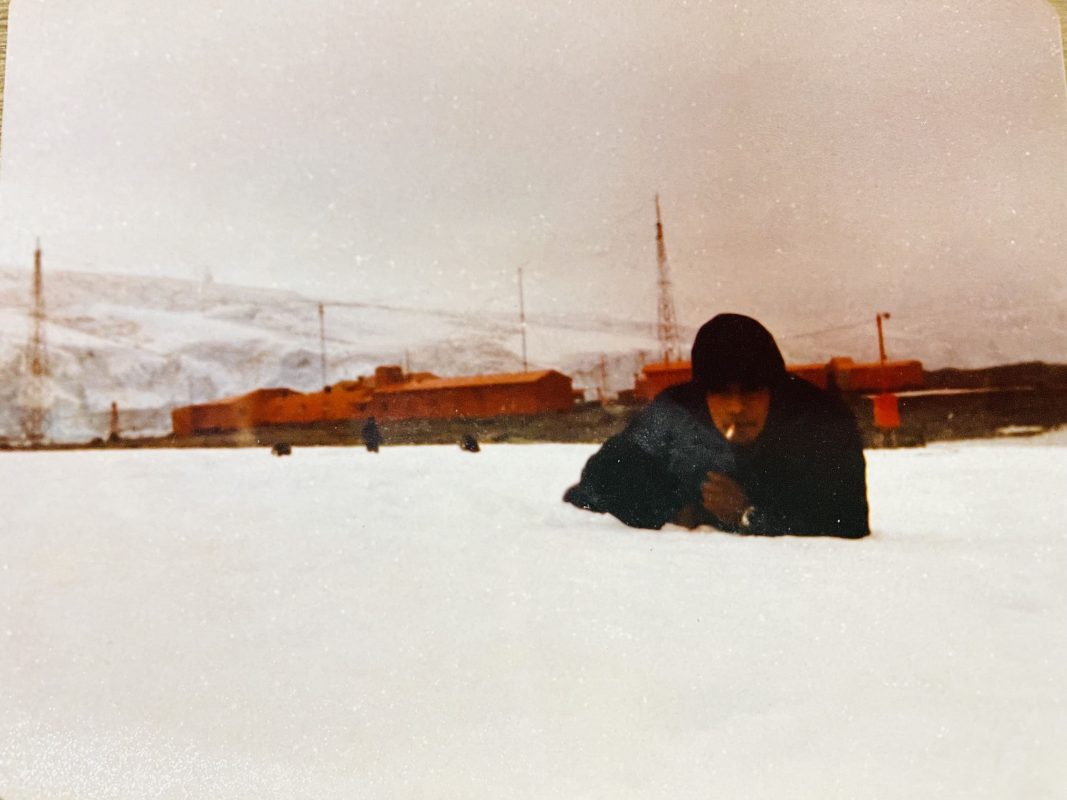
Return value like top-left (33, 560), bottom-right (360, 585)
top-left (654, 193), bottom-right (681, 363)
top-left (20, 240), bottom-right (51, 445)
top-left (0, 0), bottom-right (10, 173)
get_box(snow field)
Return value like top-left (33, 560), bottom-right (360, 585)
top-left (1, 439), bottom-right (1065, 798)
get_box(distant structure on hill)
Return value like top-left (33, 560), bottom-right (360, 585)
top-left (633, 357), bottom-right (925, 401)
top-left (171, 365), bottom-right (577, 437)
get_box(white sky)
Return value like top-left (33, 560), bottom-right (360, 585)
top-left (0, 1), bottom-right (1065, 352)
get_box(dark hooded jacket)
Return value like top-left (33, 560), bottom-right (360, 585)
top-left (563, 315), bottom-right (870, 538)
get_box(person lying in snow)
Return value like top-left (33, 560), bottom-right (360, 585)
top-left (563, 313), bottom-right (870, 537)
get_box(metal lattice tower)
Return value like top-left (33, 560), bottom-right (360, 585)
top-left (20, 241), bottom-right (51, 445)
top-left (654, 194), bottom-right (681, 363)
top-left (0, 0), bottom-right (9, 171)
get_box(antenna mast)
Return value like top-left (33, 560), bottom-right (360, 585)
top-left (875, 312), bottom-right (891, 365)
top-left (20, 239), bottom-right (51, 445)
top-left (109, 401), bottom-right (121, 442)
top-left (0, 0), bottom-right (10, 174)
top-left (654, 194), bottom-right (681, 362)
top-left (518, 266), bottom-right (528, 372)
top-left (318, 302), bottom-right (328, 388)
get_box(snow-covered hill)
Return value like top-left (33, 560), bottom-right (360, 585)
top-left (1, 267), bottom-right (1064, 441)
top-left (0, 268), bottom-right (666, 440)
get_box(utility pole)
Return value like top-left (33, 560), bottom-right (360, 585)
top-left (108, 401), bottom-right (121, 442)
top-left (873, 311), bottom-right (900, 438)
top-left (20, 239), bottom-right (51, 445)
top-left (654, 194), bottom-right (681, 363)
top-left (318, 302), bottom-right (328, 389)
top-left (517, 266), bottom-right (528, 372)
top-left (598, 353), bottom-right (608, 405)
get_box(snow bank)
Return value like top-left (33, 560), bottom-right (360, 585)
top-left (1, 442), bottom-right (1064, 798)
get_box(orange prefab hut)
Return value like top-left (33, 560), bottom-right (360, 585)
top-left (171, 383), bottom-right (378, 436)
top-left (370, 370), bottom-right (574, 421)
top-left (788, 357), bottom-right (925, 393)
top-left (633, 361), bottom-right (693, 402)
top-left (171, 367), bottom-right (576, 436)
top-left (633, 356), bottom-right (924, 401)
top-left (171, 388), bottom-right (301, 437)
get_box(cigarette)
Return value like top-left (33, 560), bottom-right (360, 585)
top-left (725, 424), bottom-right (736, 441)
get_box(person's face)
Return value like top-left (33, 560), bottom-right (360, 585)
top-left (705, 384), bottom-right (772, 445)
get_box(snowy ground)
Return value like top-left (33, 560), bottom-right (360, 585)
top-left (2, 435), bottom-right (1065, 799)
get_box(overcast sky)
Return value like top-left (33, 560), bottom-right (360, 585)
top-left (0, 0), bottom-right (1065, 355)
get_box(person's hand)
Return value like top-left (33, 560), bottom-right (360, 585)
top-left (701, 472), bottom-right (749, 528)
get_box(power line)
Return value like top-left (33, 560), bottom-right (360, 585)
top-left (319, 297), bottom-right (667, 339)
top-left (777, 318), bottom-right (871, 340)
top-left (4, 259), bottom-right (1060, 362)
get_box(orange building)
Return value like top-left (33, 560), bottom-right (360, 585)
top-left (262, 379), bottom-right (377, 425)
top-left (789, 357), bottom-right (925, 393)
top-left (370, 370), bottom-right (575, 420)
top-left (171, 367), bottom-right (576, 436)
top-left (633, 361), bottom-right (693, 402)
top-left (171, 388), bottom-right (301, 436)
top-left (633, 357), bottom-right (924, 401)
